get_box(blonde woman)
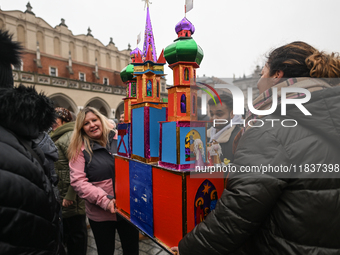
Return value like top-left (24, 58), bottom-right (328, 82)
top-left (68, 107), bottom-right (138, 255)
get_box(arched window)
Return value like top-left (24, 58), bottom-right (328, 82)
top-left (192, 95), bottom-right (196, 115)
top-left (147, 80), bottom-right (152, 97)
top-left (131, 82), bottom-right (136, 97)
top-left (181, 94), bottom-right (186, 113)
top-left (36, 31), bottom-right (44, 52)
top-left (116, 56), bottom-right (121, 71)
top-left (0, 19), bottom-right (4, 30)
top-left (69, 41), bottom-right (75, 59)
top-left (83, 46), bottom-right (88, 63)
top-left (106, 53), bottom-right (111, 69)
top-left (95, 50), bottom-right (101, 66)
top-left (17, 25), bottom-right (26, 47)
top-left (54, 37), bottom-right (60, 56)
top-left (184, 68), bottom-right (189, 81)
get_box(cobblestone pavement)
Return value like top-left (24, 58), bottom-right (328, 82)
top-left (86, 227), bottom-right (171, 255)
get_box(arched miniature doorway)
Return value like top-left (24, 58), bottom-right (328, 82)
top-left (84, 97), bottom-right (112, 118)
top-left (49, 93), bottom-right (78, 114)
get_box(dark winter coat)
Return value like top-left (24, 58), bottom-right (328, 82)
top-left (70, 131), bottom-right (117, 222)
top-left (0, 85), bottom-right (61, 254)
top-left (51, 121), bottom-right (85, 218)
top-left (179, 81), bottom-right (340, 254)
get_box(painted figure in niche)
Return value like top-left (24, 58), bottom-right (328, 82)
top-left (207, 140), bottom-right (222, 165)
top-left (193, 139), bottom-right (205, 169)
top-left (184, 68), bottom-right (189, 81)
top-left (195, 198), bottom-right (204, 225)
top-left (204, 207), bottom-right (210, 218)
top-left (180, 94), bottom-right (186, 113)
top-left (147, 80), bottom-right (152, 96)
top-left (194, 180), bottom-right (218, 226)
top-left (210, 190), bottom-right (218, 211)
top-left (131, 82), bottom-right (136, 97)
top-left (185, 130), bottom-right (201, 161)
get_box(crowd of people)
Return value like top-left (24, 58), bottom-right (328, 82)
top-left (1, 28), bottom-right (340, 255)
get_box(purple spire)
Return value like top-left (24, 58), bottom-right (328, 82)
top-left (142, 7), bottom-right (157, 62)
top-left (130, 47), bottom-right (142, 56)
top-left (175, 17), bottom-right (195, 35)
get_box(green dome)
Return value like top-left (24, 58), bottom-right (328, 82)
top-left (120, 64), bottom-right (134, 83)
top-left (164, 37), bottom-right (204, 66)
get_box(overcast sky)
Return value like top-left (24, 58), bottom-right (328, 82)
top-left (3, 0), bottom-right (340, 85)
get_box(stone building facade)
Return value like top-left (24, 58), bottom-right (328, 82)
top-left (0, 2), bottom-right (134, 118)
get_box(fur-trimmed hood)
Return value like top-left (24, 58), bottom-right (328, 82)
top-left (0, 29), bottom-right (22, 88)
top-left (0, 85), bottom-right (56, 139)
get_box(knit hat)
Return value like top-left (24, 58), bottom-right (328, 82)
top-left (55, 107), bottom-right (72, 123)
top-left (0, 30), bottom-right (22, 88)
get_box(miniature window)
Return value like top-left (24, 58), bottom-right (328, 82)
top-left (157, 81), bottom-right (160, 97)
top-left (147, 80), bottom-right (152, 97)
top-left (131, 82), bottom-right (136, 97)
top-left (184, 68), bottom-right (189, 81)
top-left (181, 94), bottom-right (186, 113)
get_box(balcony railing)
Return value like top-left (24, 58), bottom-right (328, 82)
top-left (13, 70), bottom-right (127, 96)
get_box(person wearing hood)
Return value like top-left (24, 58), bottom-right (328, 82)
top-left (173, 42), bottom-right (340, 254)
top-left (0, 29), bottom-right (62, 254)
top-left (51, 107), bottom-right (87, 255)
top-left (0, 85), bottom-right (63, 254)
top-left (207, 94), bottom-right (241, 163)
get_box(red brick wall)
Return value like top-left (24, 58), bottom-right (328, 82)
top-left (21, 52), bottom-right (126, 87)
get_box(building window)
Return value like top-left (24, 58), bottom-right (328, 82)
top-left (13, 60), bottom-right (23, 71)
top-left (103, 77), bottom-right (109, 85)
top-left (50, 67), bottom-right (57, 77)
top-left (79, 72), bottom-right (86, 81)
top-left (192, 95), bottom-right (196, 115)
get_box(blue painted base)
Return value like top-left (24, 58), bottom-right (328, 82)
top-left (129, 161), bottom-right (154, 237)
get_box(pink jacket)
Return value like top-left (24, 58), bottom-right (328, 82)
top-left (69, 144), bottom-right (117, 222)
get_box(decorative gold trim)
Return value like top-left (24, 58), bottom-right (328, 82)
top-left (168, 116), bottom-right (192, 122)
top-left (153, 77), bottom-right (157, 99)
top-left (114, 154), bottom-right (129, 162)
top-left (131, 102), bottom-right (167, 110)
top-left (131, 154), bottom-right (159, 163)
